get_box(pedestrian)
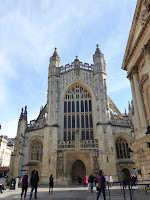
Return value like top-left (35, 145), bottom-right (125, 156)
top-left (79, 175), bottom-right (82, 187)
top-left (49, 174), bottom-right (53, 195)
top-left (29, 170), bottom-right (39, 200)
top-left (88, 173), bottom-right (94, 193)
top-left (109, 175), bottom-right (113, 187)
top-left (21, 172), bottom-right (29, 199)
top-left (96, 170), bottom-right (106, 200)
top-left (104, 175), bottom-right (109, 194)
top-left (121, 171), bottom-right (127, 188)
top-left (84, 175), bottom-right (88, 187)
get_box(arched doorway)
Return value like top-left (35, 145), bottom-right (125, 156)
top-left (122, 168), bottom-right (130, 180)
top-left (72, 160), bottom-right (86, 183)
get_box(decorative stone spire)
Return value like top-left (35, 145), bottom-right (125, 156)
top-left (49, 47), bottom-right (60, 68)
top-left (94, 44), bottom-right (101, 55)
top-left (75, 55), bottom-right (79, 62)
top-left (19, 108), bottom-right (24, 121)
top-left (24, 106), bottom-right (27, 120)
top-left (19, 106), bottom-right (27, 121)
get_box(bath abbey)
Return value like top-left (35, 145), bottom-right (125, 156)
top-left (9, 45), bottom-right (135, 184)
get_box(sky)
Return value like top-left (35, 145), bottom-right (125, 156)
top-left (0, 0), bottom-right (137, 138)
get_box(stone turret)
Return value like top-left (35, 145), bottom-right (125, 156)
top-left (47, 48), bottom-right (60, 124)
top-left (93, 45), bottom-right (109, 123)
top-left (93, 44), bottom-right (106, 74)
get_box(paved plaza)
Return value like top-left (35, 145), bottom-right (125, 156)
top-left (0, 185), bottom-right (150, 200)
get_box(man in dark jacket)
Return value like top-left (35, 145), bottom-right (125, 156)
top-left (88, 173), bottom-right (94, 193)
top-left (96, 170), bottom-right (106, 200)
top-left (29, 170), bottom-right (39, 200)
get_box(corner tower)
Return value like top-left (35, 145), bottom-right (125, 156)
top-left (93, 45), bottom-right (110, 123)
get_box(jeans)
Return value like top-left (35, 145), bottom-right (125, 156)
top-left (97, 187), bottom-right (106, 200)
top-left (90, 183), bottom-right (93, 193)
top-left (30, 185), bottom-right (37, 199)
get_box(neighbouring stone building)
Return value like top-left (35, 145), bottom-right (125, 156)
top-left (9, 45), bottom-right (135, 184)
top-left (122, 0), bottom-right (150, 181)
top-left (0, 135), bottom-right (14, 177)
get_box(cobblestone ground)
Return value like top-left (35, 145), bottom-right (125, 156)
top-left (0, 185), bottom-right (150, 200)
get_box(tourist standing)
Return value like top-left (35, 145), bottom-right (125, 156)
top-left (29, 170), bottom-right (39, 200)
top-left (21, 172), bottom-right (29, 199)
top-left (88, 173), bottom-right (94, 193)
top-left (84, 175), bottom-right (88, 187)
top-left (96, 170), bottom-right (106, 200)
top-left (49, 174), bottom-right (53, 195)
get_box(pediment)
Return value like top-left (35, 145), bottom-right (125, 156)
top-left (122, 0), bottom-right (150, 70)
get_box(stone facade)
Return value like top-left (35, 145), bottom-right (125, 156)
top-left (122, 0), bottom-right (150, 181)
top-left (9, 45), bottom-right (134, 184)
top-left (0, 135), bottom-right (14, 176)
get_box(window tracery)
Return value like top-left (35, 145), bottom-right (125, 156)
top-left (64, 85), bottom-right (93, 141)
top-left (30, 140), bottom-right (43, 162)
top-left (116, 138), bottom-right (130, 159)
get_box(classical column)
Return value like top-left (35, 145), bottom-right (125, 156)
top-left (132, 67), bottom-right (148, 128)
top-left (129, 74), bottom-right (141, 129)
top-left (142, 44), bottom-right (150, 78)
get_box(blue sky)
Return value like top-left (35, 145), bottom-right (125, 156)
top-left (0, 0), bottom-right (137, 138)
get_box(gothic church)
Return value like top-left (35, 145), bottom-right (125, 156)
top-left (9, 45), bottom-right (135, 184)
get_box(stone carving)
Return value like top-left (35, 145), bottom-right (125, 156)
top-left (93, 150), bottom-right (99, 171)
top-left (140, 7), bottom-right (149, 27)
top-left (57, 151), bottom-right (64, 173)
top-left (142, 44), bottom-right (150, 55)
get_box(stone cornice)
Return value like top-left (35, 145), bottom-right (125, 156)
top-left (122, 0), bottom-right (150, 70)
top-left (127, 66), bottom-right (138, 80)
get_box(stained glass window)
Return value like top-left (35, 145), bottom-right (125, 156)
top-left (64, 86), bottom-right (93, 141)
top-left (30, 140), bottom-right (43, 162)
top-left (116, 138), bottom-right (130, 159)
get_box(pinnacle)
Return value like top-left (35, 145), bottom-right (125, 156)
top-left (95, 44), bottom-right (101, 55)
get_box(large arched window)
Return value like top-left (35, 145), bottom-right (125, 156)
top-left (30, 140), bottom-right (43, 162)
top-left (64, 85), bottom-right (93, 141)
top-left (116, 138), bottom-right (130, 159)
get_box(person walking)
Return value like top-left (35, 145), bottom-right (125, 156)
top-left (21, 172), bottom-right (29, 199)
top-left (84, 175), bottom-right (88, 187)
top-left (96, 170), bottom-right (106, 200)
top-left (29, 170), bottom-right (39, 200)
top-left (121, 172), bottom-right (127, 188)
top-left (104, 175), bottom-right (109, 194)
top-left (109, 175), bottom-right (113, 187)
top-left (49, 174), bottom-right (53, 195)
top-left (88, 173), bottom-right (94, 193)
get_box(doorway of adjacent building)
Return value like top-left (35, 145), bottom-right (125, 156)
top-left (72, 160), bottom-right (86, 183)
top-left (122, 168), bottom-right (130, 180)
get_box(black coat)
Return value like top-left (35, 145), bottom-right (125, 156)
top-left (30, 174), bottom-right (39, 187)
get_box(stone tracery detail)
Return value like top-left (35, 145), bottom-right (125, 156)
top-left (30, 140), bottom-right (43, 162)
top-left (63, 85), bottom-right (93, 141)
top-left (116, 138), bottom-right (130, 159)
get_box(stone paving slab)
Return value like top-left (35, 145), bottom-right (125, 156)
top-left (0, 186), bottom-right (150, 200)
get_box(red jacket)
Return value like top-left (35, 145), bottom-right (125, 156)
top-left (22, 175), bottom-right (28, 186)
